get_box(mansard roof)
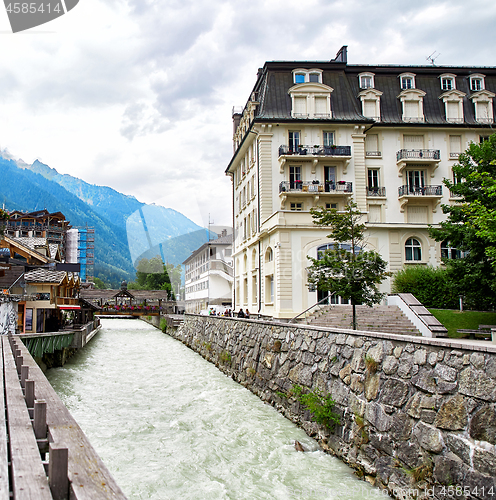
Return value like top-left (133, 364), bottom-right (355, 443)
top-left (249, 61), bottom-right (496, 126)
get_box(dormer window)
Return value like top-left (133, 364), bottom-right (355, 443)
top-left (470, 90), bottom-right (495, 124)
top-left (400, 73), bottom-right (416, 90)
top-left (398, 88), bottom-right (425, 122)
top-left (295, 73), bottom-right (305, 84)
top-left (439, 89), bottom-right (466, 123)
top-left (440, 74), bottom-right (456, 91)
top-left (292, 69), bottom-right (323, 84)
top-left (359, 72), bottom-right (375, 89)
top-left (358, 88), bottom-right (383, 120)
top-left (470, 74), bottom-right (485, 91)
top-left (289, 77), bottom-right (333, 119)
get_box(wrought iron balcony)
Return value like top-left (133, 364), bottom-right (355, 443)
top-left (367, 187), bottom-right (386, 197)
top-left (279, 145), bottom-right (352, 157)
top-left (396, 149), bottom-right (440, 161)
top-left (279, 180), bottom-right (352, 194)
top-left (366, 151), bottom-right (382, 157)
top-left (398, 185), bottom-right (442, 197)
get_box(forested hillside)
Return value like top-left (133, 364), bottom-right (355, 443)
top-left (0, 156), bottom-right (210, 287)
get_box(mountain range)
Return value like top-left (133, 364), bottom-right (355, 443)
top-left (0, 155), bottom-right (210, 287)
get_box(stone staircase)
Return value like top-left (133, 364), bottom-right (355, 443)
top-left (303, 304), bottom-right (421, 336)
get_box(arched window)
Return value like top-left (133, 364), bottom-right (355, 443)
top-left (405, 238), bottom-right (422, 261)
top-left (265, 247), bottom-right (273, 262)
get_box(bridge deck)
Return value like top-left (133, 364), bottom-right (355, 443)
top-left (2, 336), bottom-right (127, 499)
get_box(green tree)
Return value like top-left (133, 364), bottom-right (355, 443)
top-left (128, 256), bottom-right (182, 299)
top-left (307, 202), bottom-right (391, 329)
top-left (0, 208), bottom-right (9, 236)
top-left (429, 134), bottom-right (496, 309)
top-left (92, 277), bottom-right (107, 289)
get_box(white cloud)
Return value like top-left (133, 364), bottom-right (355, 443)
top-left (0, 0), bottom-right (496, 229)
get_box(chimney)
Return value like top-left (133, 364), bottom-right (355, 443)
top-left (332, 46), bottom-right (348, 64)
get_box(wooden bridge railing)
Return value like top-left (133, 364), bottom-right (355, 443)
top-left (3, 335), bottom-right (127, 499)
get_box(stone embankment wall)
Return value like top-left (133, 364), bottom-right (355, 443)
top-left (170, 314), bottom-right (496, 500)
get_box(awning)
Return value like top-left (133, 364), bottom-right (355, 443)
top-left (58, 305), bottom-right (81, 310)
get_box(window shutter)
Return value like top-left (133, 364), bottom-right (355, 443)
top-left (447, 101), bottom-right (460, 120)
top-left (363, 100), bottom-right (376, 118)
top-left (449, 135), bottom-right (462, 154)
top-left (407, 206), bottom-right (428, 223)
top-left (294, 97), bottom-right (307, 115)
top-left (404, 101), bottom-right (419, 118)
top-left (368, 205), bottom-right (381, 223)
top-left (403, 135), bottom-right (424, 148)
top-left (365, 134), bottom-right (379, 152)
top-left (477, 101), bottom-right (489, 120)
top-left (314, 97), bottom-right (327, 115)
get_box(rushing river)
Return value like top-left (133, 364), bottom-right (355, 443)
top-left (46, 318), bottom-right (382, 500)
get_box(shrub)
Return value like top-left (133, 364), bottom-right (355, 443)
top-left (392, 265), bottom-right (458, 309)
top-left (364, 355), bottom-right (378, 374)
top-left (220, 350), bottom-right (231, 364)
top-left (291, 385), bottom-right (340, 430)
top-left (159, 318), bottom-right (167, 332)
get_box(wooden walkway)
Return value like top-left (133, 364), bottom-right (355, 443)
top-left (1, 335), bottom-right (127, 499)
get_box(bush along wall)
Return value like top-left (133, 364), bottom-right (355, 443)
top-left (171, 315), bottom-right (496, 500)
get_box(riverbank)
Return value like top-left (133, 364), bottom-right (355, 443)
top-left (49, 318), bottom-right (380, 500)
top-left (148, 314), bottom-right (496, 500)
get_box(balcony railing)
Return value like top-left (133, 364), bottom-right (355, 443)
top-left (56, 297), bottom-right (79, 306)
top-left (398, 185), bottom-right (443, 196)
top-left (449, 152), bottom-right (460, 159)
top-left (279, 180), bottom-right (352, 194)
top-left (450, 190), bottom-right (463, 198)
top-left (366, 151), bottom-right (382, 157)
top-left (279, 145), bottom-right (352, 157)
top-left (367, 187), bottom-right (386, 197)
top-left (209, 260), bottom-right (234, 277)
top-left (396, 149), bottom-right (441, 161)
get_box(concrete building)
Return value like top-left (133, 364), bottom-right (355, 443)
top-left (183, 230), bottom-right (233, 313)
top-left (66, 226), bottom-right (95, 282)
top-left (226, 46), bottom-right (496, 319)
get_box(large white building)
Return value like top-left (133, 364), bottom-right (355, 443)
top-left (183, 230), bottom-right (233, 313)
top-left (226, 46), bottom-right (496, 319)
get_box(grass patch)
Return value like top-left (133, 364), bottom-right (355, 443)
top-left (428, 309), bottom-right (496, 338)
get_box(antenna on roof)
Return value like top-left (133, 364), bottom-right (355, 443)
top-left (208, 214), bottom-right (214, 242)
top-left (426, 51), bottom-right (440, 66)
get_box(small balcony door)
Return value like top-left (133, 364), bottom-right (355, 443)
top-left (289, 166), bottom-right (301, 189)
top-left (407, 170), bottom-right (425, 194)
top-left (289, 131), bottom-right (300, 153)
top-left (324, 166), bottom-right (336, 192)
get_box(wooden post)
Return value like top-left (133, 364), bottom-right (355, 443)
top-left (15, 355), bottom-right (23, 374)
top-left (48, 443), bottom-right (69, 500)
top-left (15, 348), bottom-right (21, 360)
top-left (21, 365), bottom-right (29, 388)
top-left (34, 399), bottom-right (47, 439)
top-left (25, 379), bottom-right (35, 408)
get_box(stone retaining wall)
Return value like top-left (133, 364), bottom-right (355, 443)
top-left (170, 314), bottom-right (496, 500)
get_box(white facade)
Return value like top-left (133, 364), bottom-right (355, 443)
top-left (226, 51), bottom-right (496, 318)
top-left (183, 232), bottom-right (233, 313)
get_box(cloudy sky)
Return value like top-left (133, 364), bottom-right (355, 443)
top-left (0, 0), bottom-right (495, 228)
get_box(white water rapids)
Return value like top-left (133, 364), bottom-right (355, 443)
top-left (46, 318), bottom-right (383, 500)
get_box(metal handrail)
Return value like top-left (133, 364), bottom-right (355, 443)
top-left (289, 293), bottom-right (336, 324)
top-left (396, 149), bottom-right (440, 161)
